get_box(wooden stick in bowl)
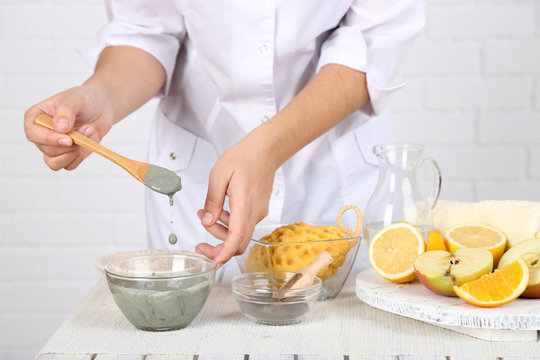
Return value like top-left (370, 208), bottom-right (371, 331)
top-left (273, 251), bottom-right (333, 300)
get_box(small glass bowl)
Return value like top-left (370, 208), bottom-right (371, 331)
top-left (236, 224), bottom-right (361, 300)
top-left (104, 252), bottom-right (216, 331)
top-left (232, 271), bottom-right (321, 325)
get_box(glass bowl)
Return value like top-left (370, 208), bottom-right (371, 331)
top-left (95, 249), bottom-right (191, 274)
top-left (232, 271), bottom-right (321, 325)
top-left (104, 252), bottom-right (216, 331)
top-left (236, 224), bottom-right (361, 300)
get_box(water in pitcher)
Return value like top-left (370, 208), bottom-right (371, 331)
top-left (363, 144), bottom-right (442, 251)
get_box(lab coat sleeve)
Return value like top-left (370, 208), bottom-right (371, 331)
top-left (316, 0), bottom-right (426, 116)
top-left (96, 0), bottom-right (186, 96)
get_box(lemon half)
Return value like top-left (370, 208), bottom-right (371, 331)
top-left (444, 224), bottom-right (507, 265)
top-left (368, 222), bottom-right (425, 283)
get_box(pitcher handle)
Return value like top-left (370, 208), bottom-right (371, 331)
top-left (422, 157), bottom-right (442, 210)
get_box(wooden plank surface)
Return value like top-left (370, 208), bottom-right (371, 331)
top-left (36, 355), bottom-right (508, 360)
top-left (197, 355), bottom-right (247, 360)
top-left (37, 355), bottom-right (94, 360)
top-left (94, 355), bottom-right (145, 360)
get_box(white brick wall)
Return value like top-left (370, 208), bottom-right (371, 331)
top-left (0, 0), bottom-right (539, 359)
top-left (427, 3), bottom-right (536, 38)
top-left (394, 0), bottom-right (540, 202)
top-left (0, 1), bottom-right (148, 359)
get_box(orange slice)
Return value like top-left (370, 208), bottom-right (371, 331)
top-left (445, 224), bottom-right (507, 265)
top-left (426, 231), bottom-right (447, 251)
top-left (453, 258), bottom-right (530, 307)
top-left (369, 222), bottom-right (425, 283)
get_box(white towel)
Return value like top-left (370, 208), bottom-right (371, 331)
top-left (433, 200), bottom-right (540, 248)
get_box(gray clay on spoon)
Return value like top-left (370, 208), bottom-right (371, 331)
top-left (144, 165), bottom-right (182, 205)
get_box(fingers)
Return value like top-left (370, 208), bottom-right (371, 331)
top-left (196, 205), bottom-right (252, 265)
top-left (198, 143), bottom-right (274, 265)
top-left (65, 149), bottom-right (91, 170)
top-left (36, 143), bottom-right (74, 158)
top-left (62, 125), bottom-right (99, 170)
top-left (213, 201), bottom-right (252, 265)
top-left (197, 209), bottom-right (230, 241)
top-left (195, 243), bottom-right (223, 259)
top-left (195, 243), bottom-right (226, 270)
top-left (218, 210), bottom-right (230, 226)
top-left (198, 212), bottom-right (229, 240)
top-left (25, 107), bottom-right (73, 148)
top-left (24, 93), bottom-right (102, 172)
top-left (201, 168), bottom-right (229, 227)
top-left (52, 92), bottom-right (86, 133)
top-left (199, 209), bottom-right (230, 227)
top-left (32, 122), bottom-right (97, 171)
top-left (77, 124), bottom-right (96, 139)
top-left (43, 151), bottom-right (80, 171)
top-left (24, 88), bottom-right (92, 150)
top-left (42, 146), bottom-right (91, 172)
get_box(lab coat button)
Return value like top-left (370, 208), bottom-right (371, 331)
top-left (258, 44), bottom-right (267, 54)
top-left (273, 188), bottom-right (280, 196)
top-left (169, 153), bottom-right (176, 160)
top-left (260, 115), bottom-right (269, 123)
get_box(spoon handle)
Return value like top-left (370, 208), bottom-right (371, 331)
top-left (34, 114), bottom-right (146, 182)
top-left (275, 251), bottom-right (333, 299)
top-left (293, 251), bottom-right (333, 288)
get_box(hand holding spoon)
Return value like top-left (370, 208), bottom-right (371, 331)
top-left (34, 114), bottom-right (182, 203)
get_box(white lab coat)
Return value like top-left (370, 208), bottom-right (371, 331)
top-left (97, 0), bottom-right (425, 279)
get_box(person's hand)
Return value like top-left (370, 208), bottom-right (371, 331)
top-left (195, 130), bottom-right (279, 266)
top-left (24, 85), bottom-right (114, 171)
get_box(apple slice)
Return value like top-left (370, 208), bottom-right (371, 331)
top-left (414, 247), bottom-right (493, 296)
top-left (498, 238), bottom-right (540, 298)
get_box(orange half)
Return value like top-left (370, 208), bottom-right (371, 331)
top-left (453, 258), bottom-right (530, 307)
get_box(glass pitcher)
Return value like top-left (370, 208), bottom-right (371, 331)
top-left (363, 144), bottom-right (442, 247)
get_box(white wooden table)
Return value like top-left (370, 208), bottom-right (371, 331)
top-left (36, 266), bottom-right (540, 360)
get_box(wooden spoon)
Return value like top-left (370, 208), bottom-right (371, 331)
top-left (34, 114), bottom-right (182, 202)
top-left (273, 251), bottom-right (333, 299)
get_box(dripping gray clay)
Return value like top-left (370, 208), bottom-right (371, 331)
top-left (143, 164), bottom-right (181, 244)
top-left (168, 233), bottom-right (178, 245)
top-left (144, 164), bottom-right (182, 205)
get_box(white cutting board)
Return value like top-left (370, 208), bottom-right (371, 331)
top-left (355, 268), bottom-right (540, 341)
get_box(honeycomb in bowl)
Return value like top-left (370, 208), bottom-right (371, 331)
top-left (245, 222), bottom-right (358, 281)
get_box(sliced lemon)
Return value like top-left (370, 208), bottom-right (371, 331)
top-left (445, 224), bottom-right (507, 265)
top-left (369, 222), bottom-right (425, 283)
